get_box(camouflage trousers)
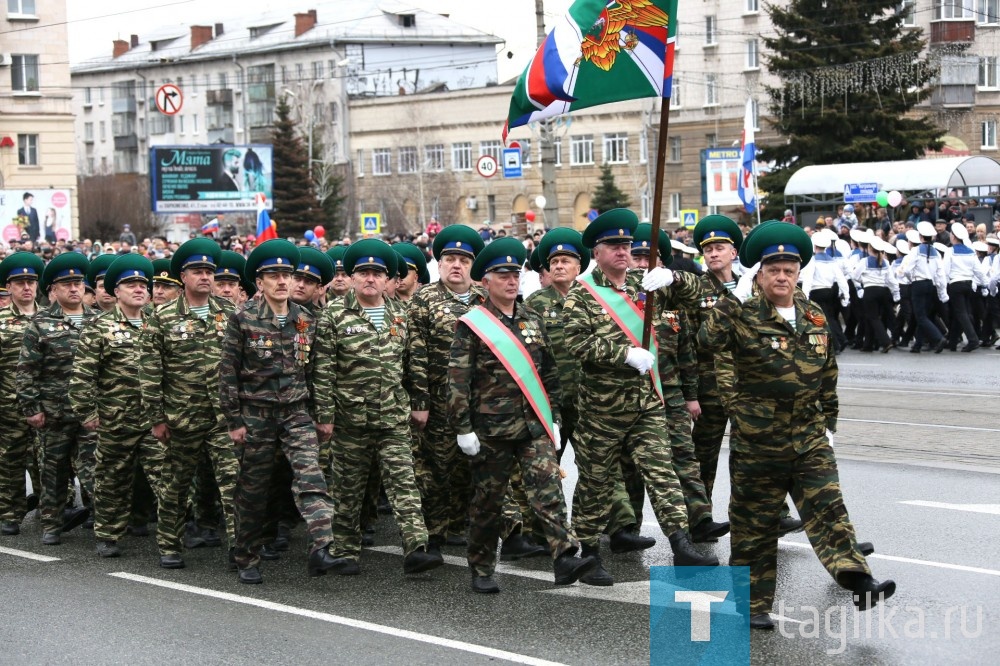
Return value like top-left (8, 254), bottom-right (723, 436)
top-left (413, 413), bottom-right (471, 544)
top-left (0, 418), bottom-right (37, 523)
top-left (690, 386), bottom-right (728, 511)
top-left (332, 424), bottom-right (428, 561)
top-left (573, 402), bottom-right (688, 547)
top-left (233, 403), bottom-right (333, 569)
top-left (189, 447), bottom-right (223, 530)
top-left (38, 422), bottom-right (97, 534)
top-left (729, 443), bottom-right (871, 614)
top-left (665, 397), bottom-right (713, 530)
top-left (93, 429), bottom-right (165, 542)
top-left (156, 420), bottom-right (237, 556)
top-left (469, 435), bottom-right (578, 577)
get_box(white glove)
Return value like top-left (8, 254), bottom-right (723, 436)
top-left (840, 295), bottom-right (850, 308)
top-left (732, 262), bottom-right (760, 303)
top-left (641, 267), bottom-right (674, 291)
top-left (625, 347), bottom-right (655, 374)
top-left (826, 429), bottom-right (835, 447)
top-left (551, 423), bottom-right (562, 451)
top-left (456, 432), bottom-right (480, 456)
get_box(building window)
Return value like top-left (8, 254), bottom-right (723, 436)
top-left (84, 122), bottom-right (94, 143)
top-left (979, 56), bottom-right (998, 89)
top-left (751, 99), bottom-right (761, 130)
top-left (603, 132), bottom-right (629, 164)
top-left (983, 120), bottom-right (998, 149)
top-left (899, 0), bottom-right (917, 25)
top-left (312, 61), bottom-right (324, 80)
top-left (11, 54), bottom-right (39, 92)
top-left (329, 101), bottom-right (339, 124)
top-left (148, 114), bottom-right (174, 135)
top-left (373, 148), bottom-right (391, 175)
top-left (704, 74), bottom-right (719, 106)
top-left (399, 146), bottom-right (418, 173)
top-left (705, 16), bottom-right (717, 45)
top-left (193, 114), bottom-right (199, 133)
top-left (425, 144), bottom-right (444, 171)
top-left (217, 72), bottom-right (228, 89)
top-left (356, 149), bottom-right (364, 176)
top-left (521, 139), bottom-right (532, 169)
top-left (178, 115), bottom-right (185, 133)
top-left (570, 134), bottom-right (594, 165)
top-left (17, 134), bottom-right (38, 165)
top-left (295, 63), bottom-right (305, 82)
top-left (745, 0), bottom-right (759, 12)
top-left (639, 128), bottom-right (648, 164)
top-left (452, 142), bottom-right (472, 171)
top-left (977, 0), bottom-right (999, 24)
top-left (312, 102), bottom-right (325, 124)
top-left (100, 121), bottom-right (107, 142)
top-left (706, 133), bottom-right (718, 148)
top-left (745, 40), bottom-right (759, 70)
top-left (669, 193), bottom-right (681, 220)
top-left (7, 0), bottom-right (36, 15)
top-left (934, 0), bottom-right (973, 19)
top-left (669, 136), bottom-right (682, 162)
top-left (480, 140), bottom-right (503, 164)
top-left (84, 87), bottom-right (92, 104)
top-left (553, 138), bottom-right (562, 166)
top-left (671, 77), bottom-right (682, 107)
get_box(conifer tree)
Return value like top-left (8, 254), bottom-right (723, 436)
top-left (270, 96), bottom-right (322, 234)
top-left (591, 163), bottom-right (631, 213)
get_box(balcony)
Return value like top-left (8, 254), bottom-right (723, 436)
top-left (206, 89), bottom-right (233, 105)
top-left (114, 135), bottom-right (139, 150)
top-left (112, 97), bottom-right (137, 113)
top-left (930, 20), bottom-right (975, 46)
top-left (207, 128), bottom-right (234, 144)
top-left (930, 54), bottom-right (979, 109)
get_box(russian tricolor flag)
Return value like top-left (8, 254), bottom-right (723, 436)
top-left (201, 218), bottom-right (220, 235)
top-left (255, 193), bottom-right (277, 242)
top-left (737, 99), bottom-right (757, 215)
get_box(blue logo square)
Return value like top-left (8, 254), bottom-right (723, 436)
top-left (650, 566), bottom-right (750, 666)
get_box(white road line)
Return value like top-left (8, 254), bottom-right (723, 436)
top-left (840, 386), bottom-right (1000, 398)
top-left (0, 546), bottom-right (60, 563)
top-left (839, 418), bottom-right (1000, 433)
top-left (900, 501), bottom-right (1000, 516)
top-left (778, 541), bottom-right (1000, 577)
top-left (368, 545), bottom-right (554, 582)
top-left (837, 363), bottom-right (881, 367)
top-left (109, 572), bottom-right (567, 666)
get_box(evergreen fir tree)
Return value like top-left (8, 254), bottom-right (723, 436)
top-left (270, 96), bottom-right (321, 235)
top-left (757, 0), bottom-right (942, 219)
top-left (591, 163), bottom-right (631, 213)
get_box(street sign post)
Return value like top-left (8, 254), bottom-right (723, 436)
top-left (360, 213), bottom-right (381, 235)
top-left (155, 84), bottom-right (183, 116)
top-left (502, 148), bottom-right (522, 179)
top-left (843, 182), bottom-right (880, 204)
top-left (681, 209), bottom-right (699, 230)
top-left (476, 155), bottom-right (498, 178)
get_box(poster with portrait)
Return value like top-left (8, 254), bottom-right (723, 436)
top-left (0, 189), bottom-right (73, 244)
top-left (150, 144), bottom-right (274, 213)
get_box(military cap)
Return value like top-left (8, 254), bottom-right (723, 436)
top-left (739, 221), bottom-right (813, 267)
top-left (0, 251), bottom-right (44, 285)
top-left (581, 208), bottom-right (638, 248)
top-left (171, 237), bottom-right (221, 275)
top-left (432, 224), bottom-right (485, 261)
top-left (0, 288), bottom-right (8, 298)
top-left (151, 258), bottom-right (182, 286)
top-left (393, 242), bottom-right (430, 284)
top-left (41, 252), bottom-right (89, 291)
top-left (528, 246), bottom-right (544, 273)
top-left (246, 239), bottom-right (299, 275)
top-left (471, 237), bottom-right (526, 281)
top-left (295, 246), bottom-right (334, 285)
top-left (631, 223), bottom-right (673, 268)
top-left (344, 239), bottom-right (398, 278)
top-left (86, 253), bottom-right (117, 289)
top-left (326, 246), bottom-right (348, 274)
top-left (538, 228), bottom-right (592, 272)
top-left (215, 250), bottom-right (247, 282)
top-left (693, 214), bottom-right (743, 251)
top-left (394, 250), bottom-right (410, 280)
top-left (104, 254), bottom-right (154, 294)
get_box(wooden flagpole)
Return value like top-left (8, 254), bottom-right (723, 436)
top-left (641, 97), bottom-right (672, 349)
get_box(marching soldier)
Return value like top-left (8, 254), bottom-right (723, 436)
top-left (448, 237), bottom-right (598, 592)
top-left (16, 252), bottom-right (96, 544)
top-left (325, 246), bottom-right (352, 299)
top-left (291, 246), bottom-right (334, 312)
top-left (313, 239), bottom-right (443, 576)
top-left (151, 259), bottom-right (182, 307)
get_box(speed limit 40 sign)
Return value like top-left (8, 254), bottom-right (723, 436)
top-left (476, 155), bottom-right (498, 178)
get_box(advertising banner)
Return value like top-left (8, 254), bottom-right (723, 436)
top-left (150, 145), bottom-right (274, 213)
top-left (0, 189), bottom-right (73, 244)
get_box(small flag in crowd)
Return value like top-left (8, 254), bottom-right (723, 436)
top-left (255, 193), bottom-right (277, 243)
top-left (201, 218), bottom-right (220, 235)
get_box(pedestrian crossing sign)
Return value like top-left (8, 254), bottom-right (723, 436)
top-left (681, 210), bottom-right (699, 230)
top-left (360, 213), bottom-right (381, 235)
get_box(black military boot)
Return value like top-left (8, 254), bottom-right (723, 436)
top-left (578, 544), bottom-right (614, 586)
top-left (307, 544), bottom-right (339, 577)
top-left (403, 545), bottom-right (444, 574)
top-left (858, 541), bottom-right (875, 556)
top-left (471, 573), bottom-right (500, 594)
top-left (96, 541), bottom-right (121, 558)
top-left (840, 572), bottom-right (896, 610)
top-left (609, 527), bottom-right (656, 553)
top-left (500, 533), bottom-right (546, 561)
top-left (272, 525), bottom-right (291, 551)
top-left (239, 566), bottom-right (263, 584)
top-left (62, 507), bottom-right (90, 532)
top-left (777, 516), bottom-right (804, 536)
top-left (260, 543), bottom-right (281, 561)
top-left (750, 614), bottom-right (775, 630)
top-left (553, 548), bottom-right (599, 585)
top-left (669, 530), bottom-right (719, 566)
top-left (1, 521), bottom-right (19, 536)
top-left (690, 519), bottom-right (730, 543)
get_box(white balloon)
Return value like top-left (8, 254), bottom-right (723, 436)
top-left (535, 195), bottom-right (547, 209)
top-left (887, 190), bottom-right (903, 207)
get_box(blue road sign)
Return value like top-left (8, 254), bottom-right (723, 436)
top-left (843, 182), bottom-right (880, 203)
top-left (502, 148), bottom-right (522, 178)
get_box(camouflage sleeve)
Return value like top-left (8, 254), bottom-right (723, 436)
top-left (661, 269), bottom-right (710, 310)
top-left (563, 289), bottom-right (630, 367)
top-left (677, 312), bottom-right (699, 402)
top-left (305, 318), bottom-right (319, 423)
top-left (15, 321), bottom-right (44, 417)
top-left (405, 295), bottom-right (430, 410)
top-left (218, 311), bottom-right (246, 431)
top-left (447, 320), bottom-right (475, 435)
top-left (68, 322), bottom-right (103, 424)
top-left (138, 312), bottom-right (166, 425)
top-left (696, 294), bottom-right (745, 354)
top-left (820, 334), bottom-right (839, 433)
top-left (538, 325), bottom-right (563, 426)
top-left (312, 308), bottom-right (337, 426)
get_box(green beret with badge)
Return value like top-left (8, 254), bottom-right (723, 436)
top-left (344, 239), bottom-right (398, 278)
top-left (431, 225), bottom-right (485, 261)
top-left (326, 246), bottom-right (348, 274)
top-left (86, 253), bottom-right (117, 289)
top-left (104, 254), bottom-right (154, 294)
top-left (537, 227), bottom-right (591, 272)
top-left (470, 237), bottom-right (526, 281)
top-left (0, 251), bottom-right (45, 285)
top-left (295, 246), bottom-right (334, 285)
top-left (151, 258), bottom-right (181, 286)
top-left (693, 214), bottom-right (743, 251)
top-left (739, 221), bottom-right (813, 267)
top-left (215, 250), bottom-right (247, 283)
top-left (631, 223), bottom-right (673, 268)
top-left (581, 208), bottom-right (639, 248)
top-left (171, 237), bottom-right (222, 275)
top-left (41, 252), bottom-right (90, 291)
top-left (393, 242), bottom-right (430, 284)
top-left (245, 239), bottom-right (300, 276)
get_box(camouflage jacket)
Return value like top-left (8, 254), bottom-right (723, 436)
top-left (405, 281), bottom-right (486, 411)
top-left (0, 303), bottom-right (36, 412)
top-left (16, 302), bottom-right (96, 422)
top-left (219, 298), bottom-right (316, 430)
top-left (562, 267), bottom-right (662, 414)
top-left (524, 285), bottom-right (580, 408)
top-left (697, 291), bottom-right (838, 456)
top-left (652, 303), bottom-right (699, 403)
top-left (448, 299), bottom-right (562, 441)
top-left (68, 305), bottom-right (149, 432)
top-left (313, 291), bottom-right (409, 431)
top-left (139, 294), bottom-right (233, 431)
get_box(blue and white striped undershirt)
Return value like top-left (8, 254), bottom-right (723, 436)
top-left (363, 306), bottom-right (386, 331)
top-left (66, 314), bottom-right (84, 327)
top-left (189, 305), bottom-right (210, 320)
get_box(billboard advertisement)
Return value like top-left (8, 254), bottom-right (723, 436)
top-left (150, 145), bottom-right (274, 213)
top-left (1, 189), bottom-right (73, 244)
top-left (702, 148), bottom-right (743, 207)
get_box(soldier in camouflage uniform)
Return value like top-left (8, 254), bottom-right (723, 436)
top-left (448, 238), bottom-right (599, 593)
top-left (314, 239), bottom-right (443, 576)
top-left (151, 259), bottom-right (182, 307)
top-left (644, 221), bottom-right (896, 630)
top-left (87, 254), bottom-right (118, 314)
top-left (140, 238), bottom-right (239, 570)
top-left (16, 253), bottom-right (96, 545)
top-left (325, 246), bottom-right (352, 300)
top-left (69, 255), bottom-right (165, 558)
top-left (394, 242), bottom-right (430, 302)
top-left (212, 250), bottom-right (246, 306)
top-left (291, 247), bottom-right (334, 312)
top-left (406, 226), bottom-right (486, 552)
top-left (219, 240), bottom-right (339, 584)
top-left (562, 209), bottom-right (718, 586)
top-left (0, 252), bottom-right (44, 536)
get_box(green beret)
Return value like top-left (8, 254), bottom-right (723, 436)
top-left (295, 246), bottom-right (334, 285)
top-left (471, 237), bottom-right (526, 281)
top-left (87, 253), bottom-right (117, 289)
top-left (151, 258), bottom-right (181, 286)
top-left (171, 238), bottom-right (222, 275)
top-left (739, 221), bottom-right (813, 267)
top-left (326, 246), bottom-right (348, 273)
top-left (581, 208), bottom-right (639, 248)
top-left (537, 227), bottom-right (591, 273)
top-left (344, 239), bottom-right (398, 278)
top-left (432, 225), bottom-right (485, 261)
top-left (0, 251), bottom-right (44, 285)
top-left (104, 254), bottom-right (154, 294)
top-left (245, 239), bottom-right (300, 275)
top-left (41, 252), bottom-right (90, 291)
top-left (393, 242), bottom-right (430, 284)
top-left (694, 214), bottom-right (743, 251)
top-left (631, 224), bottom-right (673, 268)
top-left (215, 250), bottom-right (247, 282)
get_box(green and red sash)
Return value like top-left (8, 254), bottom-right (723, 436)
top-left (459, 306), bottom-right (557, 443)
top-left (577, 274), bottom-right (664, 403)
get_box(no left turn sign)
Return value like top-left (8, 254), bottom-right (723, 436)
top-left (155, 83), bottom-right (183, 116)
top-left (476, 155), bottom-right (498, 178)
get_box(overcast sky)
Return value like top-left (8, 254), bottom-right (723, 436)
top-left (66, 0), bottom-right (574, 82)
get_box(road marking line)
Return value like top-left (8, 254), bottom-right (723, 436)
top-left (841, 387), bottom-right (1000, 399)
top-left (838, 363), bottom-right (881, 367)
top-left (839, 418), bottom-right (1000, 433)
top-left (0, 546), bottom-right (61, 562)
top-left (900, 501), bottom-right (1000, 516)
top-left (109, 572), bottom-right (567, 666)
top-left (778, 541), bottom-right (1000, 577)
top-left (368, 545), bottom-right (554, 581)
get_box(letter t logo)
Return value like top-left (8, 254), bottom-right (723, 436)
top-left (674, 591), bottom-right (729, 641)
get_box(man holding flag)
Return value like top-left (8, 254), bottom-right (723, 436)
top-left (255, 194), bottom-right (277, 243)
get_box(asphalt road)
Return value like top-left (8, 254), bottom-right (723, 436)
top-left (1, 349), bottom-right (998, 665)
